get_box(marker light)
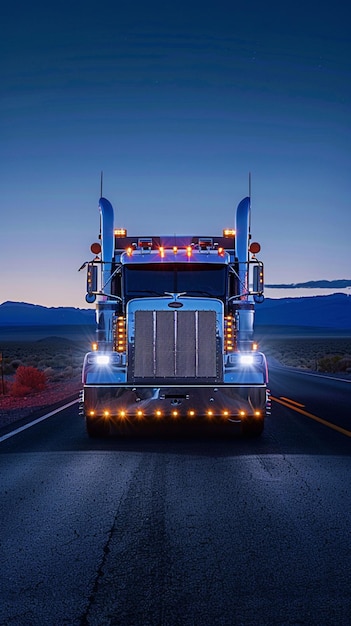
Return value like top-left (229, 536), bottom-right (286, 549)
top-left (96, 355), bottom-right (111, 365)
top-left (186, 245), bottom-right (192, 258)
top-left (224, 316), bottom-right (234, 352)
top-left (92, 342), bottom-right (98, 351)
top-left (223, 228), bottom-right (236, 238)
top-left (252, 342), bottom-right (258, 351)
top-left (217, 247), bottom-right (225, 257)
top-left (159, 246), bottom-right (165, 258)
top-left (114, 228), bottom-right (127, 237)
top-left (116, 317), bottom-right (127, 353)
top-left (173, 246), bottom-right (178, 254)
top-left (126, 246), bottom-right (133, 257)
top-left (239, 354), bottom-right (254, 365)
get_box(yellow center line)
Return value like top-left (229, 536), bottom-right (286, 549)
top-left (279, 396), bottom-right (305, 408)
top-left (271, 396), bottom-right (351, 438)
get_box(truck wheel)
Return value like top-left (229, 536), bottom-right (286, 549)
top-left (86, 416), bottom-right (110, 438)
top-left (241, 417), bottom-right (264, 437)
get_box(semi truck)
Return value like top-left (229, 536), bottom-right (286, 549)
top-left (80, 195), bottom-right (269, 437)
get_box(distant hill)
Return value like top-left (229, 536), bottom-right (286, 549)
top-left (0, 301), bottom-right (95, 326)
top-left (0, 294), bottom-right (350, 330)
top-left (255, 293), bottom-right (351, 330)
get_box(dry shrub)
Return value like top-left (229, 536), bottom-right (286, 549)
top-left (43, 367), bottom-right (55, 380)
top-left (11, 365), bottom-right (47, 397)
top-left (318, 355), bottom-right (351, 373)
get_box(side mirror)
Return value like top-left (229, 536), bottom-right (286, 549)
top-left (87, 262), bottom-right (98, 296)
top-left (252, 263), bottom-right (264, 294)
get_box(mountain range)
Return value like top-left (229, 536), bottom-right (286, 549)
top-left (0, 294), bottom-right (350, 330)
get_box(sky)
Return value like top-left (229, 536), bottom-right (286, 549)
top-left (1, 0), bottom-right (350, 308)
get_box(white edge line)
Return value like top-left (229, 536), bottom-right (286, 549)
top-left (269, 365), bottom-right (351, 384)
top-left (0, 399), bottom-right (78, 443)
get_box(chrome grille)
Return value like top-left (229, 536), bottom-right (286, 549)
top-left (133, 310), bottom-right (217, 379)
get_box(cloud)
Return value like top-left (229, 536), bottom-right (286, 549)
top-left (265, 279), bottom-right (351, 289)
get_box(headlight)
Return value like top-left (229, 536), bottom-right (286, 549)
top-left (96, 355), bottom-right (111, 365)
top-left (239, 354), bottom-right (254, 365)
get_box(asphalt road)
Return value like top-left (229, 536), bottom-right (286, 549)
top-left (0, 366), bottom-right (350, 626)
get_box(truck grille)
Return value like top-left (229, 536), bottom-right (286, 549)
top-left (133, 310), bottom-right (217, 379)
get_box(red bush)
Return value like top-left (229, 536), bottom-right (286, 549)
top-left (11, 366), bottom-right (47, 397)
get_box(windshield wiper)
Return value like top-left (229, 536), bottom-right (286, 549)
top-left (129, 290), bottom-right (165, 296)
top-left (185, 290), bottom-right (217, 297)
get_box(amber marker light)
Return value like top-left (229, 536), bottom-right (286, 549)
top-left (172, 410), bottom-right (179, 418)
top-left (119, 410), bottom-right (126, 419)
top-left (252, 342), bottom-right (258, 351)
top-left (189, 410), bottom-right (195, 417)
top-left (92, 342), bottom-right (98, 351)
top-left (103, 410), bottom-right (110, 417)
top-left (114, 228), bottom-right (127, 237)
top-left (173, 246), bottom-right (178, 254)
top-left (89, 410), bottom-right (95, 416)
top-left (254, 411), bottom-right (261, 417)
top-left (223, 410), bottom-right (229, 416)
top-left (126, 246), bottom-right (133, 257)
top-left (136, 410), bottom-right (143, 418)
top-left (239, 410), bottom-right (246, 417)
top-left (186, 245), bottom-right (192, 257)
top-left (116, 317), bottom-right (127, 352)
top-left (223, 228), bottom-right (236, 237)
top-left (159, 246), bottom-right (165, 258)
top-left (156, 410), bottom-right (162, 417)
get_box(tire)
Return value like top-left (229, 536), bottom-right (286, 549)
top-left (86, 416), bottom-right (110, 438)
top-left (241, 417), bottom-right (264, 437)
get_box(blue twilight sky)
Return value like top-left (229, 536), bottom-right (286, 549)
top-left (1, 0), bottom-right (350, 308)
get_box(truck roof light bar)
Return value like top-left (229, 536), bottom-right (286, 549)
top-left (223, 228), bottom-right (236, 237)
top-left (114, 228), bottom-right (127, 237)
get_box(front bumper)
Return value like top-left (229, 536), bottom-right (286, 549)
top-left (82, 383), bottom-right (267, 424)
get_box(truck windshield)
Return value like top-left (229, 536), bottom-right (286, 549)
top-left (124, 263), bottom-right (227, 301)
